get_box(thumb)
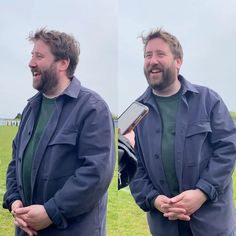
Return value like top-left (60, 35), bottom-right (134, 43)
top-left (170, 193), bottom-right (184, 204)
top-left (14, 206), bottom-right (30, 215)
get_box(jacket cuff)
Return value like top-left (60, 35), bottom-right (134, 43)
top-left (150, 195), bottom-right (159, 210)
top-left (146, 191), bottom-right (159, 211)
top-left (2, 194), bottom-right (21, 211)
top-left (44, 198), bottom-right (68, 229)
top-left (196, 179), bottom-right (218, 202)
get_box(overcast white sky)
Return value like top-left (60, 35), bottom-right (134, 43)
top-left (119, 0), bottom-right (236, 114)
top-left (0, 0), bottom-right (118, 118)
top-left (1, 0), bottom-right (236, 118)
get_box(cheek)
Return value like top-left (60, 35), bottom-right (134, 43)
top-left (175, 59), bottom-right (182, 70)
top-left (144, 60), bottom-right (150, 69)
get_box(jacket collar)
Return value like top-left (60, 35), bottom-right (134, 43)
top-left (27, 76), bottom-right (81, 103)
top-left (136, 74), bottom-right (199, 105)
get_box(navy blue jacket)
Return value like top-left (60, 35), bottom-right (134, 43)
top-left (3, 77), bottom-right (116, 236)
top-left (130, 76), bottom-right (236, 236)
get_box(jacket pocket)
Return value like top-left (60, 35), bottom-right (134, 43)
top-left (41, 130), bottom-right (79, 179)
top-left (48, 130), bottom-right (78, 146)
top-left (184, 120), bottom-right (212, 167)
top-left (186, 120), bottom-right (212, 137)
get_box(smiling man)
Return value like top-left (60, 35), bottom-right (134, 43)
top-left (129, 28), bottom-right (236, 236)
top-left (3, 28), bottom-right (115, 236)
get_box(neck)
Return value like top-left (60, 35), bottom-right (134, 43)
top-left (153, 79), bottom-right (181, 97)
top-left (44, 76), bottom-right (71, 98)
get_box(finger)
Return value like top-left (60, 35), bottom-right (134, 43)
top-left (14, 207), bottom-right (30, 214)
top-left (160, 196), bottom-right (172, 204)
top-left (161, 205), bottom-right (186, 214)
top-left (164, 212), bottom-right (180, 218)
top-left (164, 212), bottom-right (191, 221)
top-left (174, 214), bottom-right (191, 221)
top-left (164, 210), bottom-right (188, 218)
top-left (20, 226), bottom-right (35, 236)
top-left (14, 219), bottom-right (20, 227)
top-left (15, 223), bottom-right (38, 236)
top-left (29, 227), bottom-right (38, 235)
top-left (168, 202), bottom-right (185, 209)
top-left (170, 194), bottom-right (184, 204)
top-left (14, 217), bottom-right (28, 228)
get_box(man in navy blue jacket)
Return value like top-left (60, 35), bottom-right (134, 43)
top-left (129, 28), bottom-right (236, 236)
top-left (3, 28), bottom-right (115, 236)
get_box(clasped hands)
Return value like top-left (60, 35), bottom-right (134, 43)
top-left (154, 189), bottom-right (207, 221)
top-left (11, 200), bottom-right (52, 236)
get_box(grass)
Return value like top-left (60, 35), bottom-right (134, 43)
top-left (0, 126), bottom-right (17, 235)
top-left (230, 112), bottom-right (236, 121)
top-left (1, 126), bottom-right (235, 236)
top-left (0, 126), bottom-right (149, 236)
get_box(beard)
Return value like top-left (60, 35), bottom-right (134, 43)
top-left (144, 62), bottom-right (177, 92)
top-left (32, 63), bottom-right (59, 94)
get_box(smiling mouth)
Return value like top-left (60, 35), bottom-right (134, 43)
top-left (32, 71), bottom-right (41, 78)
top-left (149, 68), bottom-right (162, 75)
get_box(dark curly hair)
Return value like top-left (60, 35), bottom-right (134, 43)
top-left (29, 28), bottom-right (80, 78)
top-left (140, 28), bottom-right (183, 60)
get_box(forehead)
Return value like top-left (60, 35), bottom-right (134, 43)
top-left (32, 39), bottom-right (53, 56)
top-left (145, 38), bottom-right (171, 53)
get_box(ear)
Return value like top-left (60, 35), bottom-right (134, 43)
top-left (58, 59), bottom-right (70, 72)
top-left (175, 58), bottom-right (182, 71)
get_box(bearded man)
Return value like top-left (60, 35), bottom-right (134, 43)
top-left (129, 28), bottom-right (236, 236)
top-left (3, 28), bottom-right (115, 236)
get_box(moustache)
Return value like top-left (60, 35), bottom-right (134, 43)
top-left (148, 65), bottom-right (163, 73)
top-left (31, 68), bottom-right (41, 73)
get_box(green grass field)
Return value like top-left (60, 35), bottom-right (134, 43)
top-left (0, 126), bottom-right (149, 236)
top-left (0, 126), bottom-right (235, 235)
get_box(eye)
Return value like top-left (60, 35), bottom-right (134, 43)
top-left (33, 52), bottom-right (44, 60)
top-left (144, 53), bottom-right (152, 59)
top-left (157, 52), bottom-right (165, 57)
top-left (36, 54), bottom-right (43, 59)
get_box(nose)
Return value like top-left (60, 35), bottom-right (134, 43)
top-left (149, 55), bottom-right (159, 65)
top-left (28, 57), bottom-right (36, 68)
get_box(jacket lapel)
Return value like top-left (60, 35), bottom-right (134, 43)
top-left (174, 93), bottom-right (189, 190)
top-left (31, 97), bottom-right (64, 193)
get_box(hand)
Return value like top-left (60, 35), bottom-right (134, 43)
top-left (11, 200), bottom-right (37, 236)
top-left (124, 130), bottom-right (135, 148)
top-left (154, 195), bottom-right (190, 221)
top-left (14, 204), bottom-right (52, 231)
top-left (13, 220), bottom-right (38, 236)
top-left (164, 189), bottom-right (207, 218)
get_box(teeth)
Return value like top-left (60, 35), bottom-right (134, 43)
top-left (151, 69), bottom-right (161, 73)
top-left (33, 72), bottom-right (40, 76)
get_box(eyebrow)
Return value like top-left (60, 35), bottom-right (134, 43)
top-left (31, 51), bottom-right (44, 56)
top-left (145, 49), bottom-right (167, 55)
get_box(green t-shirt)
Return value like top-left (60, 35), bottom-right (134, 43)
top-left (154, 90), bottom-right (181, 196)
top-left (22, 96), bottom-right (56, 205)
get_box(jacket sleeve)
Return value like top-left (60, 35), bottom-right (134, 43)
top-left (3, 130), bottom-right (22, 210)
top-left (2, 103), bottom-right (31, 211)
top-left (118, 134), bottom-right (137, 189)
top-left (196, 96), bottom-right (236, 202)
top-left (44, 100), bottom-right (116, 228)
top-left (129, 131), bottom-right (159, 212)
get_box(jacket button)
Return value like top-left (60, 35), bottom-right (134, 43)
top-left (159, 180), bottom-right (165, 185)
top-left (154, 154), bottom-right (159, 159)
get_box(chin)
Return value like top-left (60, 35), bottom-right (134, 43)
top-left (32, 82), bottom-right (41, 91)
top-left (148, 79), bottom-right (161, 88)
